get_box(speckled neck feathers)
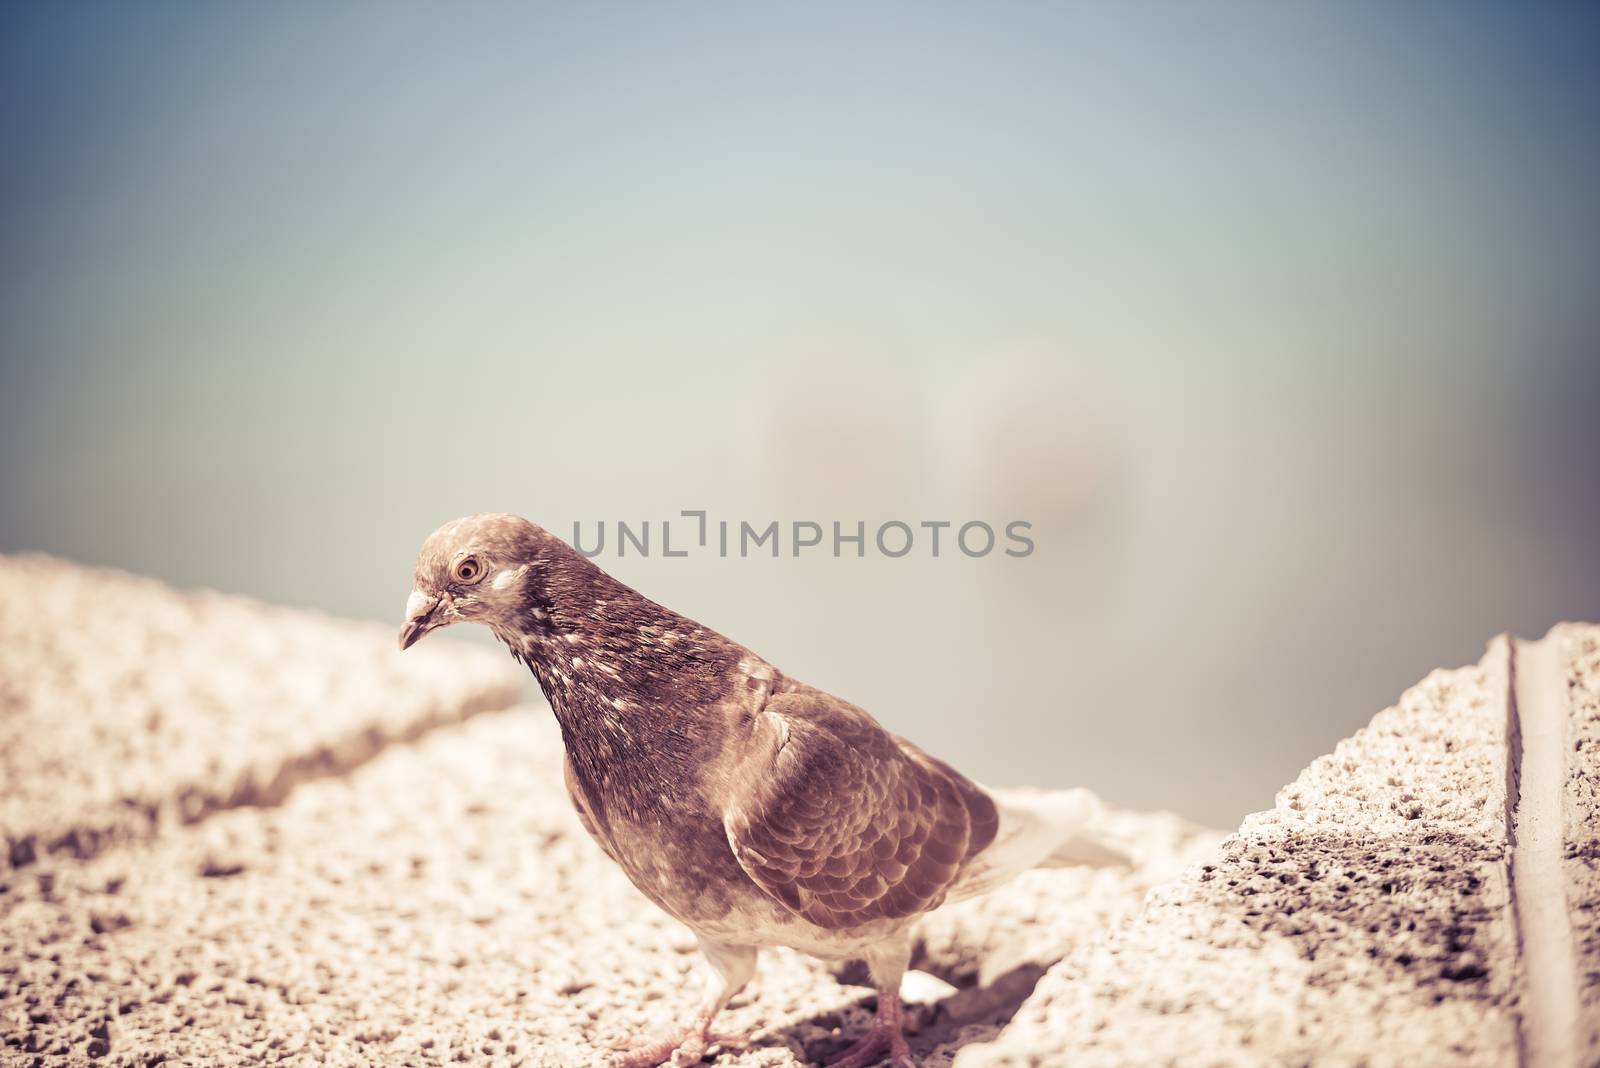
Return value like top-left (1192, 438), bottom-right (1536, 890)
top-left (490, 540), bottom-right (771, 829)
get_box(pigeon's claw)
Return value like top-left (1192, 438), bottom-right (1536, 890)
top-left (602, 1019), bottom-right (750, 1068)
top-left (824, 1028), bottom-right (915, 1068)
top-left (825, 989), bottom-right (916, 1068)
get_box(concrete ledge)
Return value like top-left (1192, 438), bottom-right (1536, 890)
top-left (0, 553), bottom-right (524, 872)
top-left (2, 556), bottom-right (1594, 1067)
top-left (958, 629), bottom-right (1600, 1068)
top-left (0, 708), bottom-right (1205, 1067)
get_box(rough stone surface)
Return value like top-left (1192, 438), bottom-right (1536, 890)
top-left (956, 640), bottom-right (1525, 1068)
top-left (1560, 622), bottom-right (1600, 1062)
top-left (0, 553), bottom-right (524, 872)
top-left (5, 555), bottom-right (1595, 1067)
top-left (0, 707), bottom-right (1216, 1068)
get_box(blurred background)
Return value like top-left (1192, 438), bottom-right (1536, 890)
top-left (2, 2), bottom-right (1597, 828)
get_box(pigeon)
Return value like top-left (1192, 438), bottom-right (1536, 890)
top-left (399, 513), bottom-right (1129, 1068)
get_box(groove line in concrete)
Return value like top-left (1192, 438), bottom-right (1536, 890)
top-left (1509, 633), bottom-right (1581, 1068)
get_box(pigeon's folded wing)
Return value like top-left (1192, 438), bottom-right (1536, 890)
top-left (723, 690), bottom-right (995, 930)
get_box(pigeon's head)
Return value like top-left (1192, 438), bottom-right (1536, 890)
top-left (398, 512), bottom-right (551, 650)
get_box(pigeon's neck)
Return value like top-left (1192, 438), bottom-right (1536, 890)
top-left (492, 551), bottom-right (763, 818)
top-left (503, 555), bottom-right (749, 703)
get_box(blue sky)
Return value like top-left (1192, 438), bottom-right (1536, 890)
top-left (2, 2), bottom-right (1598, 824)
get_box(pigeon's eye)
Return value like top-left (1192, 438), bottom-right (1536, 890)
top-left (453, 556), bottom-right (486, 585)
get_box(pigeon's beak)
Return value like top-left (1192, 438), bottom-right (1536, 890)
top-left (398, 589), bottom-right (442, 651)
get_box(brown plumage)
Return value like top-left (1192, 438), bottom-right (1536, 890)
top-left (400, 513), bottom-right (1123, 1068)
top-left (726, 691), bottom-right (998, 931)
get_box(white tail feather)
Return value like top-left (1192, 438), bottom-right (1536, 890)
top-left (947, 786), bottom-right (1133, 903)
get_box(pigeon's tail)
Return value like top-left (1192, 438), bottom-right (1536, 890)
top-left (947, 785), bottom-right (1133, 903)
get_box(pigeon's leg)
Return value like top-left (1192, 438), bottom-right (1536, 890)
top-left (827, 933), bottom-right (916, 1068)
top-left (604, 937), bottom-right (757, 1068)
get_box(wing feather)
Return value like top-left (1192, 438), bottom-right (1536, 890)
top-left (724, 690), bottom-right (996, 930)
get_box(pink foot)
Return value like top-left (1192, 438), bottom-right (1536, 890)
top-left (603, 1018), bottom-right (750, 1068)
top-left (825, 1025), bottom-right (914, 1068)
top-left (826, 991), bottom-right (916, 1068)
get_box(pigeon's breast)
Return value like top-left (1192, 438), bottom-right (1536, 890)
top-left (603, 807), bottom-right (781, 924)
top-left (597, 809), bottom-right (912, 956)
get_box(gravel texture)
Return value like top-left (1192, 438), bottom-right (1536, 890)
top-left (0, 553), bottom-right (523, 873)
top-left (5, 555), bottom-right (1595, 1067)
top-left (955, 638), bottom-right (1526, 1068)
top-left (0, 708), bottom-right (1215, 1068)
